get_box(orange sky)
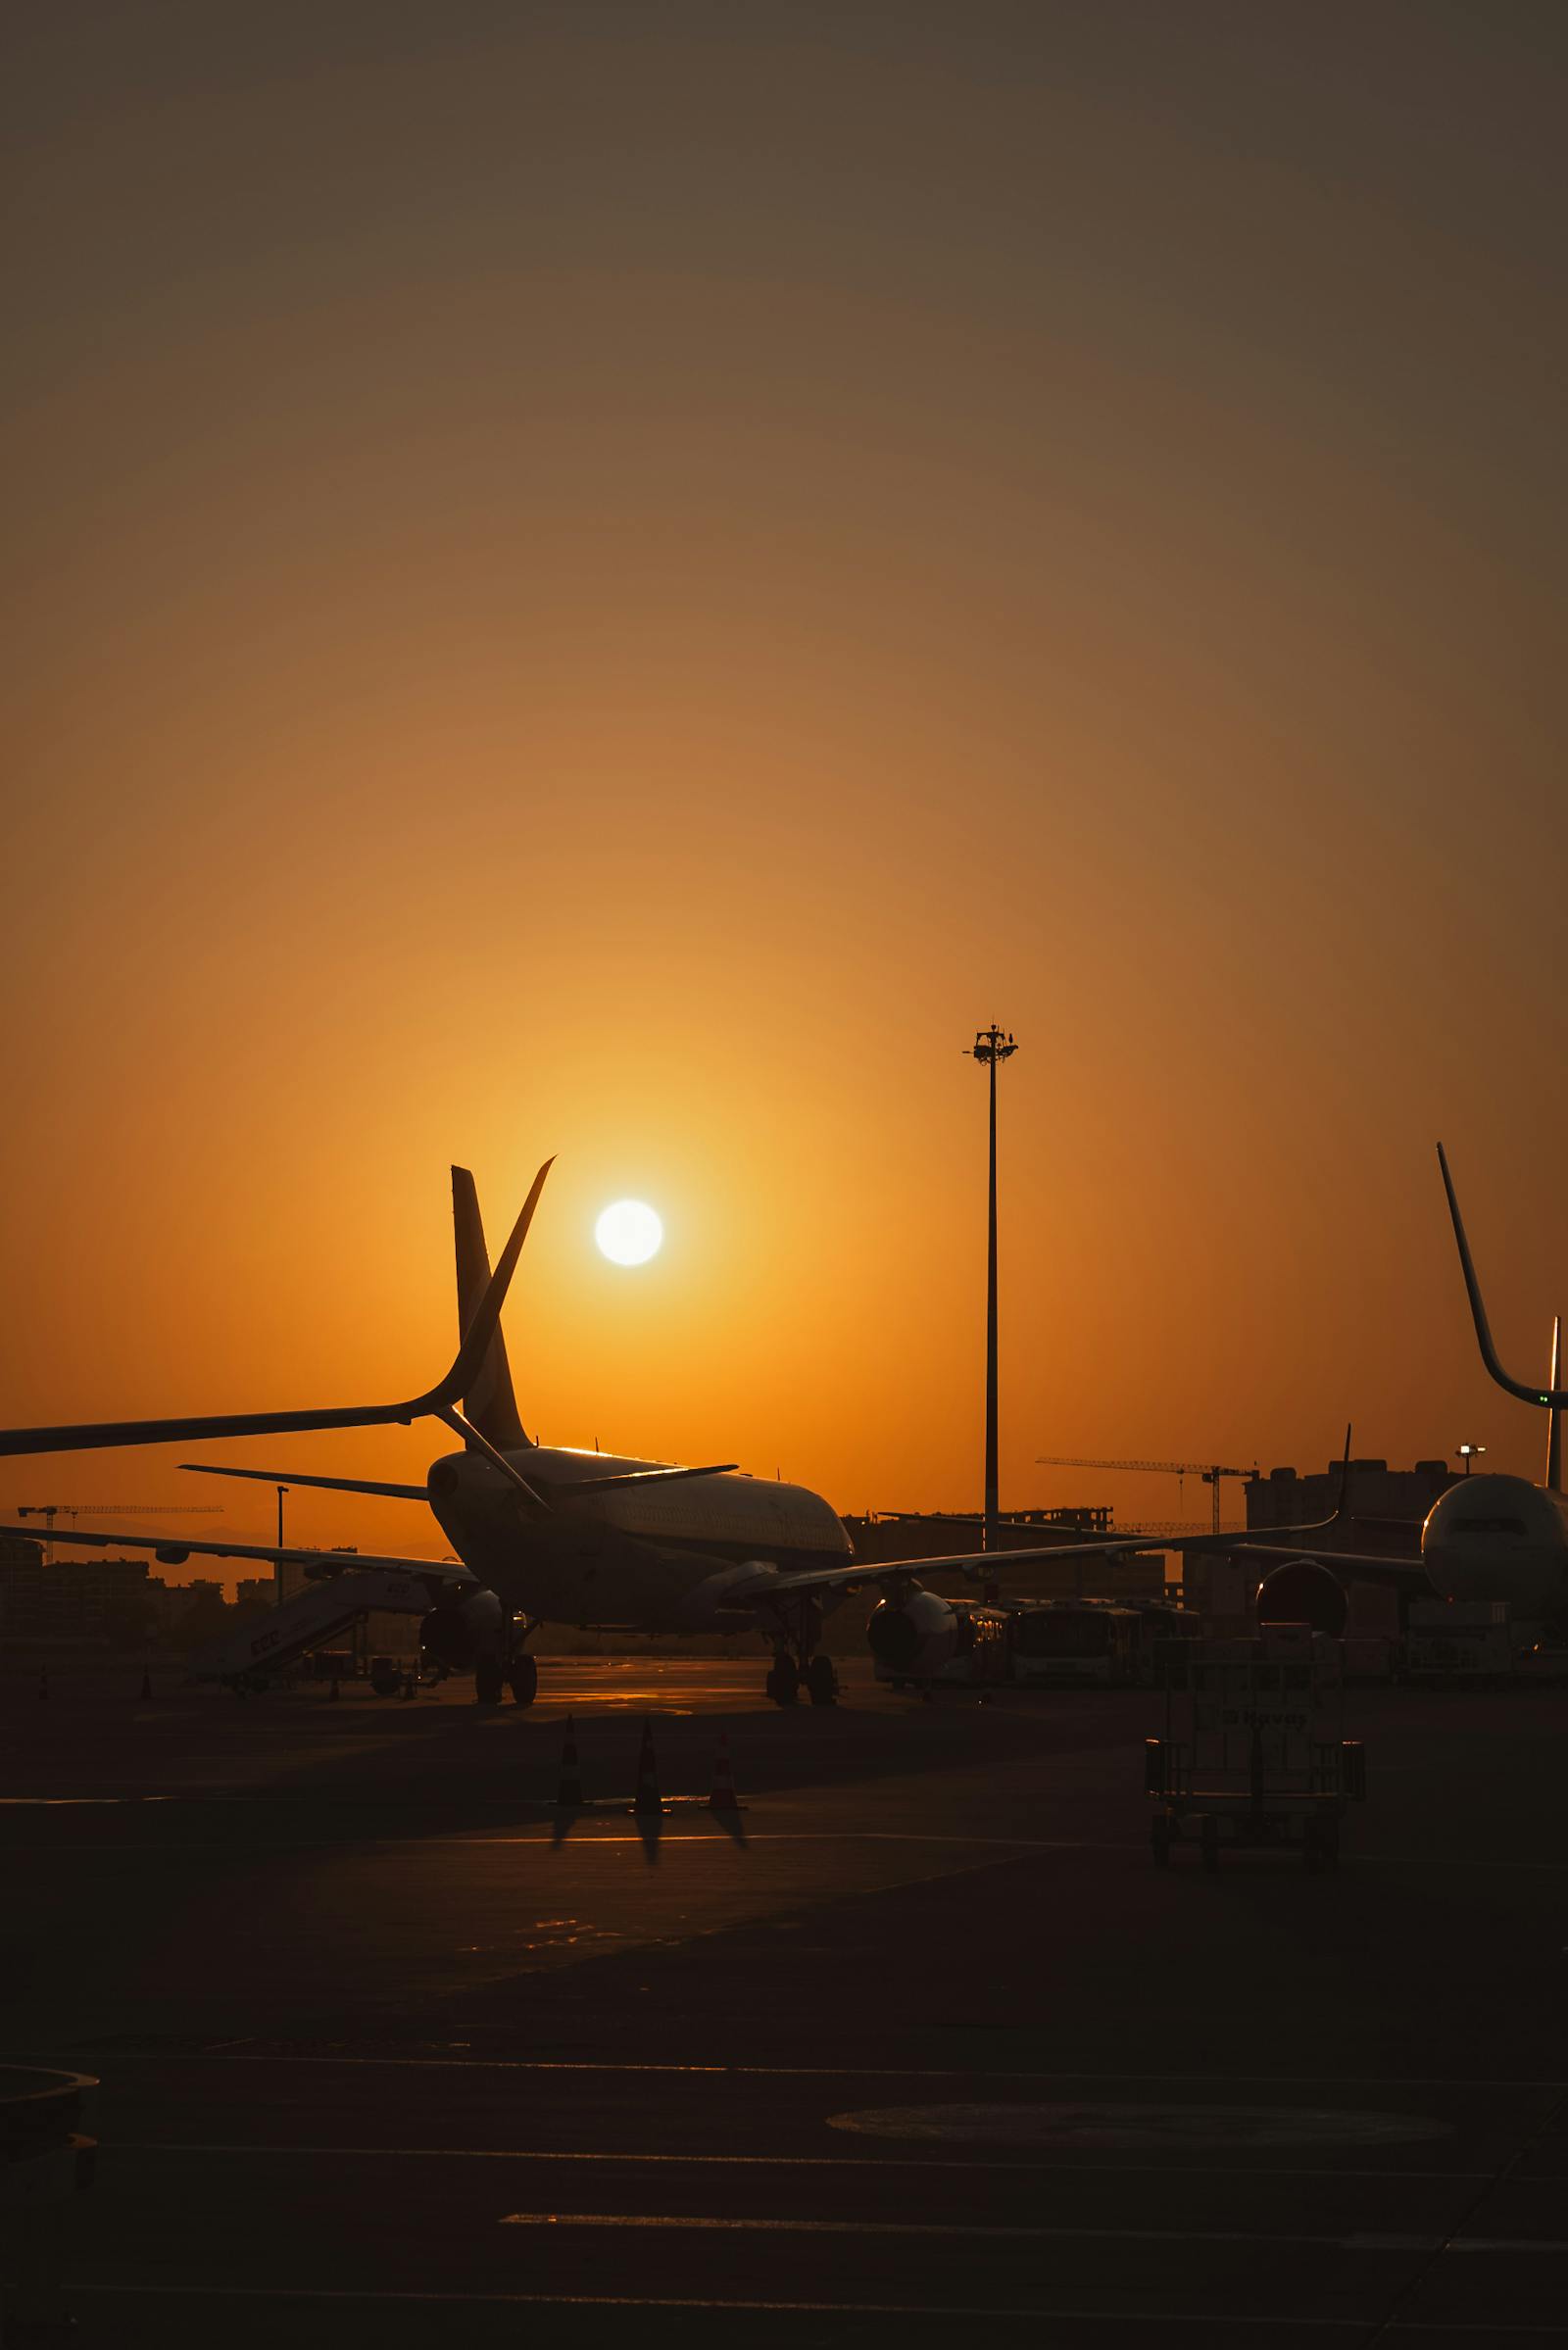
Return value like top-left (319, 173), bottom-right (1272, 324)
top-left (3, 4), bottom-right (1566, 1578)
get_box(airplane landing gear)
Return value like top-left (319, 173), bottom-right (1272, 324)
top-left (507, 1654), bottom-right (538, 1707)
top-left (765, 1655), bottom-right (800, 1707)
top-left (474, 1658), bottom-right (505, 1706)
top-left (766, 1652), bottom-right (837, 1707)
top-left (806, 1654), bottom-right (838, 1708)
top-left (764, 1598), bottom-right (831, 1709)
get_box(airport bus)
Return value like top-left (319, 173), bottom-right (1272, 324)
top-left (1008, 1599), bottom-right (1201, 1687)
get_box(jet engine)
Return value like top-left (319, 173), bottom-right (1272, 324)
top-left (866, 1590), bottom-right (968, 1680)
top-left (1254, 1558), bottom-right (1348, 1640)
top-left (419, 1586), bottom-right (505, 1671)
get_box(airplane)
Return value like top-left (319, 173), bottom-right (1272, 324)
top-left (1143, 1144), bottom-right (1567, 1643)
top-left (0, 1157), bottom-right (1348, 1705)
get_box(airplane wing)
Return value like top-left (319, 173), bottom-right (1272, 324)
top-left (719, 1524), bottom-right (1278, 1610)
top-left (1231, 1542), bottom-right (1433, 1592)
top-left (0, 1158), bottom-right (552, 1458)
top-left (180, 1463), bottom-right (431, 1501)
top-left (717, 1434), bottom-right (1362, 1611)
top-left (0, 1523), bottom-right (476, 1589)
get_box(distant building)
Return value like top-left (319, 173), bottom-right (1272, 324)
top-left (1245, 1458), bottom-right (1455, 1547)
top-left (842, 1509), bottom-right (1166, 1600)
top-left (0, 1544), bottom-right (152, 1645)
top-left (1184, 1457), bottom-right (1459, 1636)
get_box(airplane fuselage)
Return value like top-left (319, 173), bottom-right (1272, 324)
top-left (426, 1445), bottom-right (853, 1635)
top-left (1419, 1473), bottom-right (1568, 1626)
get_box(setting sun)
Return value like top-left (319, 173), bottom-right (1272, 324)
top-left (595, 1199), bottom-right (663, 1267)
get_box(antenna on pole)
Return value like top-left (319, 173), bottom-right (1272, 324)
top-left (967, 1024), bottom-right (1018, 1586)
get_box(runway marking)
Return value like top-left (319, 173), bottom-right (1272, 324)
top-left (63, 2284), bottom-right (1568, 2332)
top-left (69, 2052), bottom-right (1566, 2089)
top-left (497, 2209), bottom-right (1451, 2250)
top-left (1447, 2238), bottom-right (1568, 2254)
top-left (113, 2142), bottom-right (1496, 2182)
top-left (0, 1797), bottom-right (173, 1807)
top-left (0, 1832), bottom-right (1113, 1851)
top-left (827, 2102), bottom-right (1452, 2151)
top-left (8, 1830), bottom-right (1566, 1872)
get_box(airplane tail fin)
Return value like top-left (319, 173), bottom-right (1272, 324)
top-left (453, 1166), bottom-right (530, 1452)
top-left (1549, 1317), bottom-right (1562, 1492)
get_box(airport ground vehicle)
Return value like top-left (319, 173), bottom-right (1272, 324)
top-left (871, 1600), bottom-right (1011, 1690)
top-left (308, 1649), bottom-right (356, 1682)
top-left (1400, 1599), bottom-right (1516, 1684)
top-left (1145, 1625), bottom-right (1367, 1872)
top-left (1010, 1599), bottom-right (1201, 1687)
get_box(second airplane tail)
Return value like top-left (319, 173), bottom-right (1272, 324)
top-left (453, 1165), bottom-right (530, 1452)
top-left (1549, 1316), bottom-right (1561, 1493)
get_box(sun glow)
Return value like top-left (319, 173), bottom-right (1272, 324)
top-left (595, 1199), bottom-right (663, 1266)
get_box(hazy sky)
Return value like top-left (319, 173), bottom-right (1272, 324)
top-left (4, 2), bottom-right (1566, 1567)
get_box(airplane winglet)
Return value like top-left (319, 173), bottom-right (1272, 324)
top-left (1438, 1143), bottom-right (1568, 1409)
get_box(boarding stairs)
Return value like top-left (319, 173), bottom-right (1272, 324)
top-left (188, 1568), bottom-right (436, 1685)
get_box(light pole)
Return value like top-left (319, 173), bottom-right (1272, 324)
top-left (274, 1484), bottom-right (289, 1606)
top-left (968, 1024), bottom-right (1017, 1567)
top-left (1456, 1444), bottom-right (1485, 1478)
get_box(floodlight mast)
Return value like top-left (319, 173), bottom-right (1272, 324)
top-left (968, 1024), bottom-right (1017, 1572)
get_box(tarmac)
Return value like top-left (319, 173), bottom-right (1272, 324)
top-left (2, 1653), bottom-right (1565, 2345)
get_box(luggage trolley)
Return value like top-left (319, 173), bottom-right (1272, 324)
top-left (1145, 1625), bottom-right (1367, 1872)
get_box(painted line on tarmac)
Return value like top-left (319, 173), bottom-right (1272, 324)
top-left (0, 1797), bottom-right (175, 1807)
top-left (8, 1826), bottom-right (1567, 1873)
top-left (827, 2101), bottom-right (1452, 2151)
top-left (1446, 2238), bottom-right (1568, 2254)
top-left (56, 2283), bottom-right (1369, 2327)
top-left (113, 2142), bottom-right (1497, 2182)
top-left (0, 1832), bottom-right (1117, 1853)
top-left (497, 2209), bottom-right (1452, 2250)
top-left (76, 2052), bottom-right (1566, 2090)
top-left (64, 2284), bottom-right (1568, 2332)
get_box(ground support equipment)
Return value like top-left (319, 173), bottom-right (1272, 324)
top-left (1145, 1627), bottom-right (1367, 1873)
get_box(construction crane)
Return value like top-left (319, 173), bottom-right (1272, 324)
top-left (1034, 1458), bottom-right (1254, 1537)
top-left (15, 1503), bottom-right (220, 1565)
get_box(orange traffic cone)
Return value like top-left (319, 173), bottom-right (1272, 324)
top-left (139, 1666), bottom-right (153, 1701)
top-left (708, 1731), bottom-right (746, 1812)
top-left (556, 1715), bottom-right (586, 1809)
top-left (629, 1716), bottom-right (665, 1816)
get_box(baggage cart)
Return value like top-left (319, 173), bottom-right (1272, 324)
top-left (1144, 1625), bottom-right (1367, 1873)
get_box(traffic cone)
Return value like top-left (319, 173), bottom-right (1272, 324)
top-left (708, 1731), bottom-right (745, 1812)
top-left (556, 1715), bottom-right (585, 1809)
top-left (139, 1666), bottom-right (152, 1701)
top-left (629, 1716), bottom-right (665, 1816)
